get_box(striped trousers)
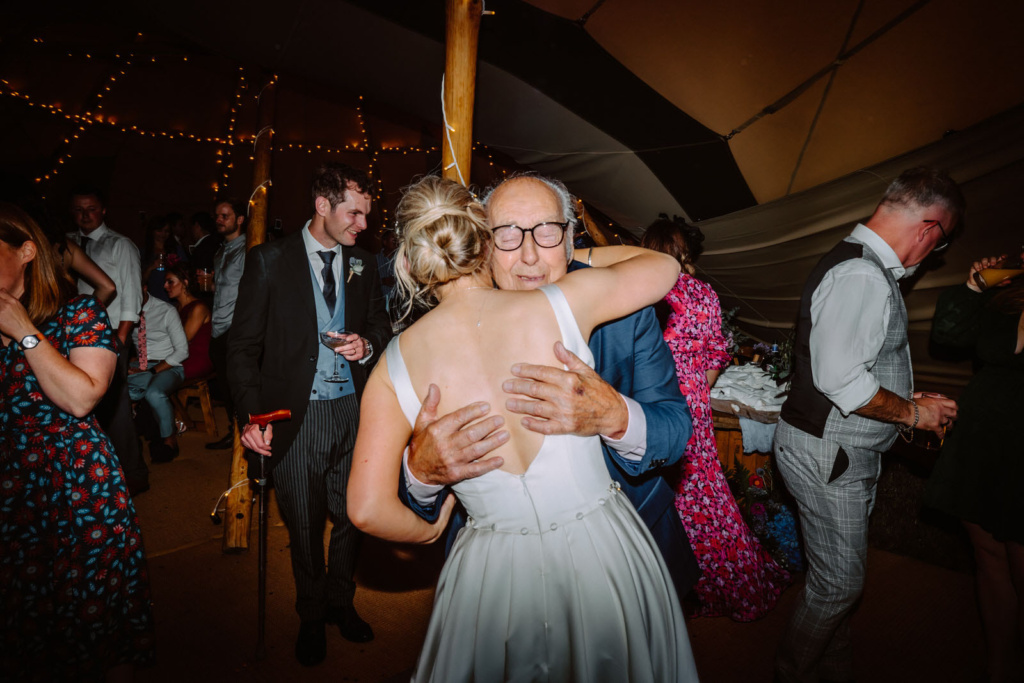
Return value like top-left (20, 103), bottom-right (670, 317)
top-left (272, 394), bottom-right (361, 622)
top-left (773, 419), bottom-right (883, 683)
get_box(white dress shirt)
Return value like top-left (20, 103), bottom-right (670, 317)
top-left (132, 295), bottom-right (189, 366)
top-left (301, 221), bottom-right (343, 292)
top-left (809, 223), bottom-right (907, 416)
top-left (69, 222), bottom-right (142, 328)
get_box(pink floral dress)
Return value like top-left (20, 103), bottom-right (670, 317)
top-left (664, 273), bottom-right (790, 621)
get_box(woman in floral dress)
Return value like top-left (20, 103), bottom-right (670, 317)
top-left (643, 215), bottom-right (790, 621)
top-left (0, 203), bottom-right (154, 681)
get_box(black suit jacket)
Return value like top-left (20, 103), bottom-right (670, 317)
top-left (227, 230), bottom-right (392, 469)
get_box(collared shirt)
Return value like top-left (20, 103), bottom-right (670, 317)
top-left (301, 221), bottom-right (376, 365)
top-left (68, 222), bottom-right (142, 328)
top-left (132, 295), bottom-right (189, 366)
top-left (809, 223), bottom-right (906, 416)
top-left (211, 233), bottom-right (247, 338)
top-left (301, 221), bottom-right (343, 294)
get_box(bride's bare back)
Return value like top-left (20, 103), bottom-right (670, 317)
top-left (397, 287), bottom-right (566, 475)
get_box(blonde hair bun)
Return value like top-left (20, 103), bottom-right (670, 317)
top-left (394, 176), bottom-right (491, 315)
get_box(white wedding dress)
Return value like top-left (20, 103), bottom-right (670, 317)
top-left (387, 285), bottom-right (699, 683)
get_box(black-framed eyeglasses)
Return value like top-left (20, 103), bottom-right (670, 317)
top-left (491, 221), bottom-right (569, 251)
top-left (923, 219), bottom-right (950, 252)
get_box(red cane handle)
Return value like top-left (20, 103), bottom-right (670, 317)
top-left (249, 409), bottom-right (292, 429)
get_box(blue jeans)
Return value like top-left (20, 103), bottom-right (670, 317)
top-left (128, 366), bottom-right (185, 438)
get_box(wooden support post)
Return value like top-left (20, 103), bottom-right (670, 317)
top-left (441, 0), bottom-right (482, 186)
top-left (580, 202), bottom-right (613, 247)
top-left (223, 74), bottom-right (276, 552)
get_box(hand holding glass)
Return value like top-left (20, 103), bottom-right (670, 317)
top-left (319, 330), bottom-right (356, 383)
top-left (973, 251), bottom-right (1024, 291)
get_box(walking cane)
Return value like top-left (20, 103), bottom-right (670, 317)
top-left (248, 408), bottom-right (291, 659)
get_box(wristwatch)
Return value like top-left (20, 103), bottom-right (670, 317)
top-left (363, 338), bottom-right (373, 358)
top-left (20, 334), bottom-right (40, 350)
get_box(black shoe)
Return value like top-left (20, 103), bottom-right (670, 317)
top-left (326, 605), bottom-right (374, 643)
top-left (295, 620), bottom-right (326, 667)
top-left (150, 441), bottom-right (179, 464)
top-left (205, 432), bottom-right (234, 450)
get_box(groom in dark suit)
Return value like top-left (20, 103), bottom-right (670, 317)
top-left (228, 163), bottom-right (391, 667)
top-left (400, 174), bottom-right (700, 599)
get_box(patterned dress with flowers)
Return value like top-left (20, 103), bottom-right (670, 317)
top-left (0, 295), bottom-right (154, 681)
top-left (664, 273), bottom-right (791, 621)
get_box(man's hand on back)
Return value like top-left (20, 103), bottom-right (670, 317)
top-left (503, 342), bottom-right (629, 439)
top-left (407, 384), bottom-right (509, 486)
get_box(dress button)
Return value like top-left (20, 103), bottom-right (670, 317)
top-left (550, 522), bottom-right (558, 531)
top-left (576, 512), bottom-right (584, 520)
top-left (598, 498), bottom-right (606, 506)
top-left (521, 528), bottom-right (529, 535)
top-left (308, 356), bottom-right (315, 362)
top-left (311, 389), bottom-right (317, 395)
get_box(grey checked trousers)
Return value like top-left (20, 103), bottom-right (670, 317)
top-left (773, 419), bottom-right (883, 683)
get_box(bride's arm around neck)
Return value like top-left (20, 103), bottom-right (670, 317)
top-left (348, 356), bottom-right (455, 543)
top-left (559, 246), bottom-right (680, 339)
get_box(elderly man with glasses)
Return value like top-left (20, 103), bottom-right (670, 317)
top-left (398, 173), bottom-right (702, 602)
top-left (772, 166), bottom-right (964, 683)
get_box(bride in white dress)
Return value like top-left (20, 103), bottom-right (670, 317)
top-left (347, 176), bottom-right (699, 682)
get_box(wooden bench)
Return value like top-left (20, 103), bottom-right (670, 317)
top-left (172, 375), bottom-right (217, 436)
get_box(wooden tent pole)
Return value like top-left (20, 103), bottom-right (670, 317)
top-left (223, 74), bottom-right (276, 552)
top-left (580, 202), bottom-right (613, 247)
top-left (441, 0), bottom-right (482, 186)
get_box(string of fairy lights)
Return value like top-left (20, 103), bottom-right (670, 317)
top-left (213, 66), bottom-right (247, 195)
top-left (3, 33), bottom-right (514, 227)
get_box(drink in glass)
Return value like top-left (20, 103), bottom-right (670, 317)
top-left (319, 330), bottom-right (351, 383)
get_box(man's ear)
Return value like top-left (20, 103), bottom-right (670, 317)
top-left (314, 196), bottom-right (330, 217)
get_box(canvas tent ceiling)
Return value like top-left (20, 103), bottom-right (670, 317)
top-left (2, 0), bottom-right (1023, 387)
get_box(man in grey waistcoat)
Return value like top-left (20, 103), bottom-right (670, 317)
top-left (228, 163), bottom-right (391, 667)
top-left (774, 167), bottom-right (963, 683)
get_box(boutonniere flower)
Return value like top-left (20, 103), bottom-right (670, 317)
top-left (347, 257), bottom-right (364, 282)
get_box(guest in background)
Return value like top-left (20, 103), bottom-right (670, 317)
top-left (142, 215), bottom-right (188, 303)
top-left (205, 198), bottom-right (247, 450)
top-left (926, 250), bottom-right (1024, 683)
top-left (67, 185), bottom-right (148, 495)
top-left (188, 211), bottom-right (220, 299)
top-left (164, 262), bottom-right (213, 381)
top-left (127, 286), bottom-right (189, 463)
top-left (167, 212), bottom-right (189, 251)
top-left (642, 215), bottom-right (790, 621)
top-left (0, 203), bottom-right (154, 680)
top-left (40, 220), bottom-right (117, 306)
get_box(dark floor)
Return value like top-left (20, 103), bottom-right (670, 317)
top-left (131, 407), bottom-right (985, 682)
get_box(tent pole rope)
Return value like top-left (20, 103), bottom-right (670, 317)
top-left (724, 0), bottom-right (933, 140)
top-left (786, 0), bottom-right (866, 195)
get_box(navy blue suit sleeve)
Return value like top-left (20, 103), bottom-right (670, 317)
top-left (396, 466), bottom-right (453, 522)
top-left (604, 307), bottom-right (692, 477)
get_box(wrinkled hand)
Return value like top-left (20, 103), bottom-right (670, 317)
top-left (328, 332), bottom-right (369, 361)
top-left (0, 288), bottom-right (35, 342)
top-left (966, 254), bottom-right (1012, 292)
top-left (407, 384), bottom-right (508, 486)
top-left (240, 422), bottom-right (272, 456)
top-left (913, 391), bottom-right (958, 439)
top-left (503, 342), bottom-right (628, 439)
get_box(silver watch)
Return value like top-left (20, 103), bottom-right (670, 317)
top-left (20, 334), bottom-right (40, 350)
top-left (363, 338), bottom-right (373, 358)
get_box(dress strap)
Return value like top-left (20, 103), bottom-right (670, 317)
top-left (538, 284), bottom-right (593, 365)
top-left (384, 335), bottom-right (421, 426)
